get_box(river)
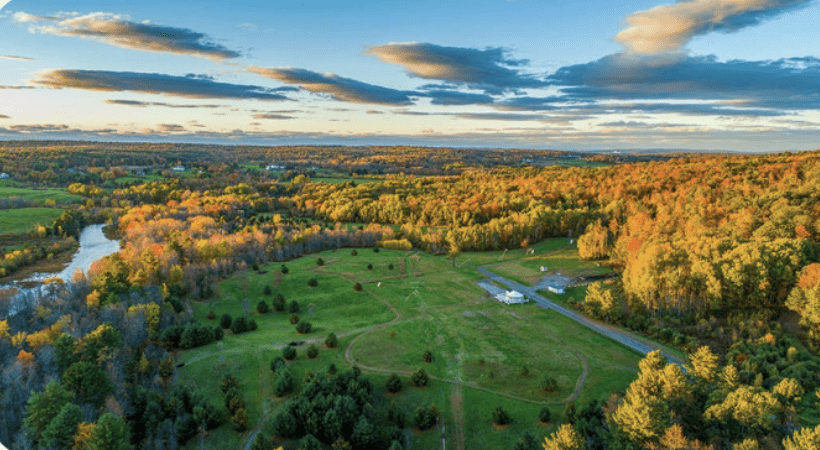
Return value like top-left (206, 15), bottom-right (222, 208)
top-left (1, 224), bottom-right (121, 313)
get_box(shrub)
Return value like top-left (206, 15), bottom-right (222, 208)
top-left (180, 322), bottom-right (215, 349)
top-left (231, 316), bottom-right (249, 334)
top-left (328, 363), bottom-right (337, 375)
top-left (373, 247), bottom-right (380, 253)
top-left (388, 263), bottom-right (394, 270)
top-left (263, 285), bottom-right (272, 296)
top-left (300, 434), bottom-right (323, 450)
top-left (271, 356), bottom-right (286, 372)
top-left (220, 375), bottom-right (240, 393)
top-left (519, 366), bottom-right (529, 377)
top-left (296, 321), bottom-right (313, 334)
top-left (541, 375), bottom-right (558, 392)
top-left (317, 258), bottom-right (325, 266)
top-left (290, 314), bottom-right (300, 325)
top-left (257, 300), bottom-right (270, 314)
top-left (307, 344), bottom-right (319, 359)
top-left (422, 350), bottom-right (433, 363)
top-left (386, 374), bottom-right (403, 393)
top-left (513, 431), bottom-right (539, 450)
top-left (220, 313), bottom-right (233, 329)
top-left (273, 294), bottom-right (286, 311)
top-left (411, 368), bottom-right (429, 387)
top-left (492, 406), bottom-right (510, 425)
top-left (538, 407), bottom-right (551, 423)
top-left (351, 249), bottom-right (358, 256)
top-left (367, 264), bottom-right (373, 270)
top-left (413, 404), bottom-right (438, 430)
top-left (282, 345), bottom-right (297, 361)
top-left (207, 310), bottom-right (215, 320)
top-left (308, 278), bottom-right (318, 287)
top-left (213, 326), bottom-right (224, 341)
top-left (232, 408), bottom-right (248, 431)
top-left (272, 411), bottom-right (297, 438)
top-left (280, 264), bottom-right (289, 274)
top-left (353, 282), bottom-right (363, 292)
top-left (325, 332), bottom-right (338, 348)
top-left (289, 300), bottom-right (300, 314)
top-left (248, 318), bottom-right (258, 331)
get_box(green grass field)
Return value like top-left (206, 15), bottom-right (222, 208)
top-left (0, 207), bottom-right (64, 235)
top-left (0, 181), bottom-right (81, 204)
top-left (178, 244), bottom-right (642, 449)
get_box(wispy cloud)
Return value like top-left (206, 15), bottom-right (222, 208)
top-left (0, 115), bottom-right (10, 119)
top-left (615, 0), bottom-right (813, 54)
top-left (367, 42), bottom-right (545, 94)
top-left (249, 66), bottom-right (416, 105)
top-left (13, 12), bottom-right (241, 59)
top-left (252, 113), bottom-right (296, 119)
top-left (105, 99), bottom-right (223, 108)
top-left (0, 85), bottom-right (35, 89)
top-left (0, 54), bottom-right (35, 61)
top-left (34, 70), bottom-right (291, 100)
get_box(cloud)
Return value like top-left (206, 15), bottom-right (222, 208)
top-left (13, 12), bottom-right (240, 59)
top-left (0, 85), bottom-right (35, 89)
top-left (423, 90), bottom-right (495, 106)
top-left (34, 70), bottom-right (291, 100)
top-left (105, 99), bottom-right (222, 108)
top-left (615, 0), bottom-right (813, 54)
top-left (156, 124), bottom-right (186, 133)
top-left (252, 113), bottom-right (295, 120)
top-left (544, 53), bottom-right (820, 111)
top-left (0, 54), bottom-right (35, 61)
top-left (367, 42), bottom-right (545, 94)
top-left (249, 66), bottom-right (416, 105)
top-left (0, 115), bottom-right (10, 119)
top-left (455, 113), bottom-right (548, 121)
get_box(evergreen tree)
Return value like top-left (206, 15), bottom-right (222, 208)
top-left (87, 413), bottom-right (132, 450)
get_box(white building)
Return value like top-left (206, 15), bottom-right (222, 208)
top-left (0, 172), bottom-right (9, 179)
top-left (495, 290), bottom-right (528, 304)
top-left (266, 164), bottom-right (285, 171)
top-left (546, 284), bottom-right (565, 294)
top-left (172, 165), bottom-right (185, 172)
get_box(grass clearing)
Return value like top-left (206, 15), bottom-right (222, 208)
top-left (178, 243), bottom-right (642, 449)
top-left (0, 182), bottom-right (81, 204)
top-left (0, 207), bottom-right (64, 235)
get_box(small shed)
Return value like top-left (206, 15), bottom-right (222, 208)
top-left (546, 284), bottom-right (565, 295)
top-left (172, 165), bottom-right (185, 172)
top-left (0, 172), bottom-right (9, 179)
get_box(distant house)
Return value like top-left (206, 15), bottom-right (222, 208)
top-left (495, 290), bottom-right (528, 305)
top-left (0, 172), bottom-right (9, 179)
top-left (172, 165), bottom-right (185, 172)
top-left (546, 284), bottom-right (565, 294)
top-left (266, 164), bottom-right (285, 171)
top-left (540, 266), bottom-right (548, 272)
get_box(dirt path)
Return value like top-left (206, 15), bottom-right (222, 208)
top-left (450, 384), bottom-right (466, 450)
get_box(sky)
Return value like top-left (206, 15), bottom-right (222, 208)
top-left (1, 0), bottom-right (820, 151)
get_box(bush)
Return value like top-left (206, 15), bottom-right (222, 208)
top-left (513, 431), bottom-right (539, 450)
top-left (422, 350), bottom-right (433, 363)
top-left (220, 374), bottom-right (240, 393)
top-left (283, 345), bottom-right (297, 361)
top-left (220, 313), bottom-right (233, 329)
top-left (351, 249), bottom-right (358, 256)
top-left (353, 282), bottom-right (363, 292)
top-left (257, 300), bottom-right (270, 314)
top-left (232, 408), bottom-right (248, 431)
top-left (281, 264), bottom-right (289, 274)
top-left (289, 300), bottom-right (300, 314)
top-left (492, 406), bottom-right (510, 425)
top-left (213, 326), bottom-right (224, 341)
top-left (207, 310), bottom-right (215, 320)
top-left (317, 258), bottom-right (325, 266)
top-left (373, 247), bottom-right (380, 253)
top-left (308, 278), bottom-right (318, 287)
top-left (271, 356), bottom-right (286, 372)
top-left (541, 375), bottom-right (558, 392)
top-left (413, 404), bottom-right (438, 430)
top-left (273, 294), bottom-right (286, 311)
top-left (307, 344), bottom-right (319, 359)
top-left (272, 411), bottom-right (297, 438)
top-left (411, 368), bottom-right (429, 387)
top-left (538, 407), bottom-right (551, 423)
top-left (248, 318), bottom-right (258, 331)
top-left (328, 363), bottom-right (337, 375)
top-left (300, 434), bottom-right (323, 450)
top-left (386, 374), bottom-right (403, 393)
top-left (231, 316), bottom-right (249, 334)
top-left (388, 263), bottom-right (394, 270)
top-left (296, 320), bottom-right (313, 334)
top-left (290, 314), bottom-right (300, 325)
top-left (180, 322), bottom-right (216, 349)
top-left (263, 285), bottom-right (272, 296)
top-left (367, 264), bottom-right (373, 270)
top-left (325, 332), bottom-right (338, 348)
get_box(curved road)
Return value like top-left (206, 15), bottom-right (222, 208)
top-left (475, 267), bottom-right (684, 367)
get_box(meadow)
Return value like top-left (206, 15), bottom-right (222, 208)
top-left (0, 180), bottom-right (81, 204)
top-left (0, 207), bottom-right (65, 236)
top-left (178, 242), bottom-right (643, 449)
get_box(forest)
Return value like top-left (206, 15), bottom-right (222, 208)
top-left (0, 141), bottom-right (819, 450)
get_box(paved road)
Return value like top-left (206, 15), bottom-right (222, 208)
top-left (475, 267), bottom-right (684, 367)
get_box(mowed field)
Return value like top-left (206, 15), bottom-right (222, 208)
top-left (178, 243), bottom-right (642, 449)
top-left (0, 207), bottom-right (64, 235)
top-left (0, 180), bottom-right (82, 204)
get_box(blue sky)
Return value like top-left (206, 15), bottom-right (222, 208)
top-left (1, 0), bottom-right (819, 151)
